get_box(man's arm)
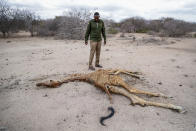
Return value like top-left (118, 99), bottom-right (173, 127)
top-left (102, 21), bottom-right (106, 44)
top-left (85, 21), bottom-right (91, 44)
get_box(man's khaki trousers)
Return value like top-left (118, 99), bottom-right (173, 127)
top-left (89, 40), bottom-right (101, 66)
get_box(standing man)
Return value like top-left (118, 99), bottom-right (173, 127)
top-left (85, 12), bottom-right (106, 70)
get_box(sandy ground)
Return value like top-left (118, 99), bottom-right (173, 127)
top-left (0, 33), bottom-right (196, 131)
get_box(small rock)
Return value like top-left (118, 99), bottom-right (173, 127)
top-left (156, 112), bottom-right (160, 116)
top-left (105, 49), bottom-right (109, 51)
top-left (169, 121), bottom-right (175, 125)
top-left (184, 74), bottom-right (188, 77)
top-left (43, 94), bottom-right (48, 97)
top-left (133, 36), bottom-right (136, 41)
top-left (176, 66), bottom-right (181, 69)
top-left (158, 82), bottom-right (162, 85)
top-left (190, 85), bottom-right (194, 88)
top-left (6, 41), bottom-right (11, 43)
top-left (170, 59), bottom-right (176, 62)
top-left (179, 84), bottom-right (182, 87)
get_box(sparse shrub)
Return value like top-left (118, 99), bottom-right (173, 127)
top-left (54, 8), bottom-right (92, 40)
top-left (37, 19), bottom-right (57, 36)
top-left (108, 27), bottom-right (118, 34)
top-left (136, 29), bottom-right (148, 33)
top-left (119, 17), bottom-right (148, 33)
top-left (56, 16), bottom-right (85, 39)
top-left (194, 33), bottom-right (196, 38)
top-left (147, 31), bottom-right (156, 36)
top-left (158, 30), bottom-right (168, 37)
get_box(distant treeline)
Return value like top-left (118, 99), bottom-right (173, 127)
top-left (115, 17), bottom-right (196, 37)
top-left (1, 0), bottom-right (196, 39)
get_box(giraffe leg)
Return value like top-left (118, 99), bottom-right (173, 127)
top-left (108, 86), bottom-right (185, 113)
top-left (105, 85), bottom-right (113, 104)
top-left (108, 69), bottom-right (141, 79)
top-left (93, 82), bottom-right (113, 104)
top-left (108, 69), bottom-right (167, 97)
top-left (126, 86), bottom-right (167, 98)
top-left (116, 79), bottom-right (168, 98)
top-left (115, 70), bottom-right (140, 78)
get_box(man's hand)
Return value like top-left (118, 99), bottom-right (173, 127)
top-left (104, 41), bottom-right (106, 45)
top-left (85, 41), bottom-right (88, 45)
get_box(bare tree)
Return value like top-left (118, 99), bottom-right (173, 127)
top-left (37, 19), bottom-right (58, 36)
top-left (156, 18), bottom-right (188, 37)
top-left (0, 0), bottom-right (39, 37)
top-left (22, 9), bottom-right (39, 36)
top-left (120, 17), bottom-right (148, 33)
top-left (56, 8), bottom-right (92, 40)
top-left (0, 0), bottom-right (12, 37)
top-left (120, 18), bottom-right (136, 33)
top-left (148, 20), bottom-right (162, 32)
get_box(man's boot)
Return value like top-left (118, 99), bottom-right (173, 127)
top-left (95, 64), bottom-right (103, 68)
top-left (89, 65), bottom-right (95, 70)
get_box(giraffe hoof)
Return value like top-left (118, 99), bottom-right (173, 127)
top-left (178, 108), bottom-right (187, 114)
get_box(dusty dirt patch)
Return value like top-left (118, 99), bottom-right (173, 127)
top-left (0, 34), bottom-right (196, 131)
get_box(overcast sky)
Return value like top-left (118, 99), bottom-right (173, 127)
top-left (8, 0), bottom-right (196, 22)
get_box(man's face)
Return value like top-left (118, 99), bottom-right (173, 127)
top-left (94, 15), bottom-right (100, 21)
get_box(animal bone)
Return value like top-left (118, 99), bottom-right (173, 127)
top-left (36, 69), bottom-right (185, 113)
